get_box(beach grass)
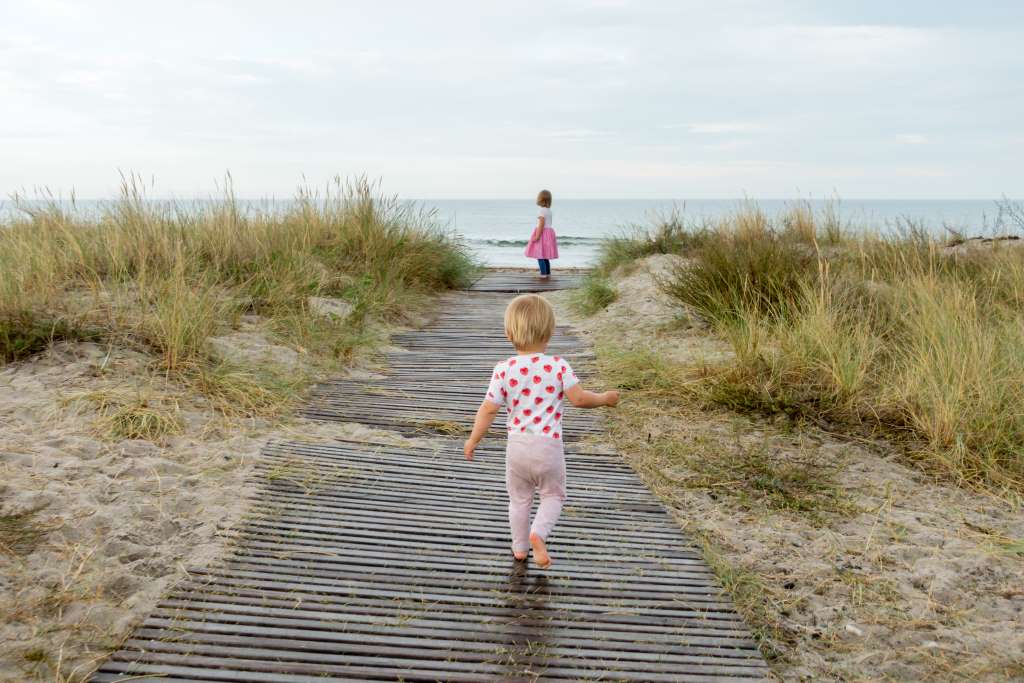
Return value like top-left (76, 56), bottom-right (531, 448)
top-left (0, 176), bottom-right (477, 411)
top-left (596, 343), bottom-right (857, 522)
top-left (0, 506), bottom-right (52, 556)
top-left (598, 200), bottom-right (1024, 494)
top-left (570, 273), bottom-right (617, 315)
top-left (597, 208), bottom-right (708, 274)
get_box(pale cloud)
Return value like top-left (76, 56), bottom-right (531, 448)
top-left (682, 123), bottom-right (764, 135)
top-left (537, 129), bottom-right (614, 140)
top-left (701, 140), bottom-right (752, 152)
top-left (23, 0), bottom-right (83, 20)
top-left (727, 24), bottom-right (937, 67)
top-left (896, 134), bottom-right (931, 145)
top-left (0, 0), bottom-right (1021, 198)
top-left (894, 165), bottom-right (953, 178)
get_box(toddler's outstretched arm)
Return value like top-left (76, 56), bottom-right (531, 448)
top-left (565, 384), bottom-right (620, 409)
top-left (464, 399), bottom-right (499, 460)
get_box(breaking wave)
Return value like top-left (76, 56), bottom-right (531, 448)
top-left (467, 236), bottom-right (603, 248)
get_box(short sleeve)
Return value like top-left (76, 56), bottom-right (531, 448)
top-left (559, 358), bottom-right (579, 391)
top-left (486, 362), bottom-right (506, 406)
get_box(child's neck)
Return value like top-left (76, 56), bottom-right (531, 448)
top-left (514, 345), bottom-right (547, 355)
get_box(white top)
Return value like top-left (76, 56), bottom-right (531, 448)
top-left (538, 206), bottom-right (552, 228)
top-left (485, 353), bottom-right (578, 439)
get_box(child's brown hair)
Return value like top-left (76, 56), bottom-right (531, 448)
top-left (504, 294), bottom-right (555, 349)
top-left (536, 189), bottom-right (552, 208)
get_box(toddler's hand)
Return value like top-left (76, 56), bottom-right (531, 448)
top-left (463, 440), bottom-right (476, 460)
top-left (604, 390), bottom-right (620, 407)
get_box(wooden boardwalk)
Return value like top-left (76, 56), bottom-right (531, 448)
top-left (468, 270), bottom-right (587, 293)
top-left (91, 271), bottom-right (768, 682)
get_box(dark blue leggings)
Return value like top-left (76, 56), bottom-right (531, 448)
top-left (537, 259), bottom-right (551, 275)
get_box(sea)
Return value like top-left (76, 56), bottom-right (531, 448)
top-left (1, 198), bottom-right (1014, 268)
top-left (432, 199), bottom-right (1012, 267)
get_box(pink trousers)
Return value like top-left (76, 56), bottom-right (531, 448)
top-left (505, 432), bottom-right (566, 553)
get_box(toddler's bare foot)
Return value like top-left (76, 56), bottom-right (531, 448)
top-left (529, 532), bottom-right (551, 569)
top-left (513, 551), bottom-right (527, 561)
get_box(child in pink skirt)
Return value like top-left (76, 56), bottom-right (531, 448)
top-left (525, 189), bottom-right (558, 279)
top-left (463, 294), bottom-right (619, 569)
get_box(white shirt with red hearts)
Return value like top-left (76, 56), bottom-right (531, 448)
top-left (485, 353), bottom-right (578, 440)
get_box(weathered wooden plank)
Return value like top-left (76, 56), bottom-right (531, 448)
top-left (167, 578), bottom-right (759, 635)
top-left (264, 438), bottom-right (634, 467)
top-left (96, 657), bottom-right (761, 683)
top-left (203, 553), bottom-right (721, 589)
top-left (230, 533), bottom-right (711, 570)
top-left (145, 600), bottom-right (759, 648)
top-left (107, 646), bottom-right (767, 681)
top-left (237, 517), bottom-right (704, 558)
top-left (130, 620), bottom-right (761, 663)
top-left (468, 271), bottom-right (587, 293)
top-left (178, 570), bottom-right (747, 622)
top-left (230, 546), bottom-right (715, 582)
top-left (121, 638), bottom-right (771, 676)
top-left (197, 560), bottom-right (730, 602)
top-left (259, 446), bottom-right (637, 479)
top-left (247, 503), bottom-right (693, 541)
top-left (254, 490), bottom-right (671, 524)
top-left (254, 451), bottom-right (645, 492)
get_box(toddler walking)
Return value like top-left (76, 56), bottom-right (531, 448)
top-left (525, 189), bottom-right (559, 279)
top-left (463, 294), bottom-right (619, 569)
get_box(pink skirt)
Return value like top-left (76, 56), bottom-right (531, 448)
top-left (524, 227), bottom-right (559, 260)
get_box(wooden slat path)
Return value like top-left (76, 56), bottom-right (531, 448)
top-left (91, 271), bottom-right (768, 682)
top-left (469, 270), bottom-right (587, 292)
top-left (302, 292), bottom-right (602, 440)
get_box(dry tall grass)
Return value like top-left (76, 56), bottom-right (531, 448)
top-left (0, 175), bottom-right (476, 410)
top-left (606, 201), bottom-right (1024, 494)
top-left (597, 208), bottom-right (710, 274)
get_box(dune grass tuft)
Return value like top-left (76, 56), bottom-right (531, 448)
top-left (570, 274), bottom-right (617, 315)
top-left (64, 388), bottom-right (183, 441)
top-left (191, 362), bottom-right (303, 418)
top-left (658, 436), bottom-right (857, 521)
top-left (0, 316), bottom-right (102, 363)
top-left (597, 209), bottom-right (709, 274)
top-left (0, 506), bottom-right (53, 556)
top-left (599, 200), bottom-right (1024, 493)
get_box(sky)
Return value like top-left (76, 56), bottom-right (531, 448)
top-left (1, 0), bottom-right (1023, 199)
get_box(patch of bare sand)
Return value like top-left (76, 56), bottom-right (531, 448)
top-left (550, 255), bottom-right (1024, 682)
top-left (0, 342), bottom-right (267, 681)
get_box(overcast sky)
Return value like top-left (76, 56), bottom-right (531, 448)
top-left (2, 0), bottom-right (1022, 199)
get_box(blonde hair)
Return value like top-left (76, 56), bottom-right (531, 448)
top-left (536, 189), bottom-right (552, 208)
top-left (504, 294), bottom-right (555, 349)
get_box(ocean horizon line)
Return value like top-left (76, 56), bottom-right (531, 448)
top-left (1, 196), bottom-right (1018, 203)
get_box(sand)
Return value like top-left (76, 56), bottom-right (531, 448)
top-left (0, 342), bottom-right (268, 681)
top-left (550, 255), bottom-right (1024, 682)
